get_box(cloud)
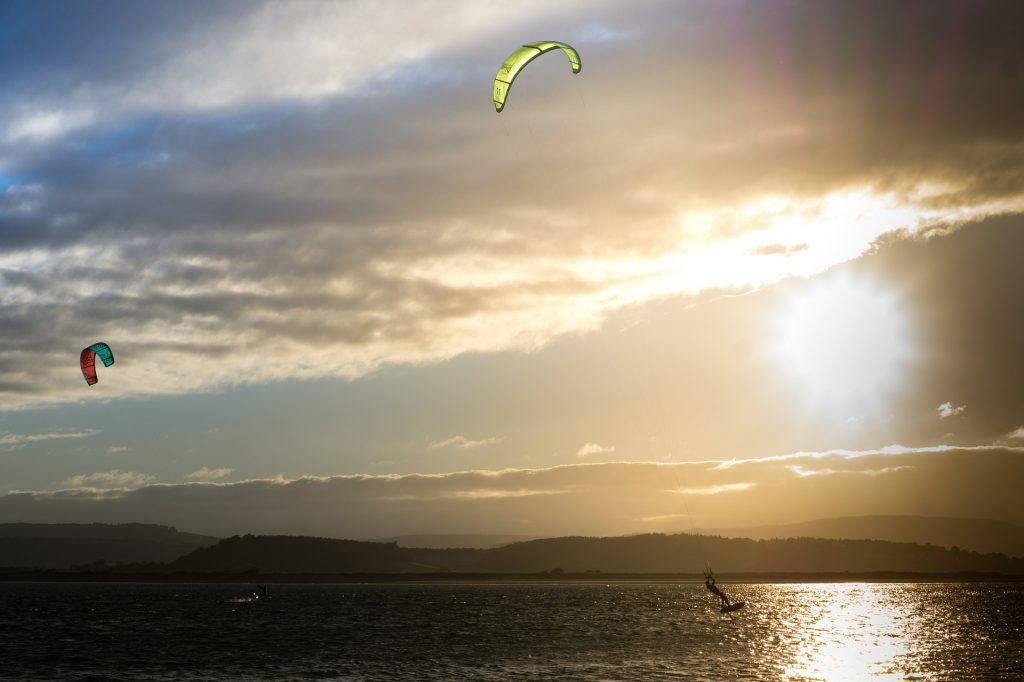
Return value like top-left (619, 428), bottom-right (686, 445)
top-left (711, 444), bottom-right (957, 469)
top-left (3, 1), bottom-right (1024, 411)
top-left (107, 445), bottom-right (132, 454)
top-left (2, 446), bottom-right (1020, 538)
top-left (639, 512), bottom-right (690, 523)
top-left (1, 1), bottom-right (589, 143)
top-left (577, 442), bottom-right (616, 458)
top-left (750, 243), bottom-right (809, 256)
top-left (443, 488), bottom-right (562, 500)
top-left (428, 435), bottom-right (504, 451)
top-left (0, 429), bottom-right (98, 450)
top-left (59, 469), bottom-right (156, 489)
top-left (673, 483), bottom-right (754, 495)
top-left (1007, 426), bottom-right (1024, 441)
top-left (184, 467), bottom-right (235, 481)
top-left (788, 464), bottom-right (914, 478)
top-left (937, 402), bottom-right (966, 419)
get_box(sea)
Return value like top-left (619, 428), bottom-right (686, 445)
top-left (1, 581), bottom-right (1021, 681)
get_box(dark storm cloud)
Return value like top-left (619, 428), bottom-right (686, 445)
top-left (2, 0), bottom-right (1024, 408)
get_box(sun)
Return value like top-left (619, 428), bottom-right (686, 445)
top-left (773, 273), bottom-right (913, 411)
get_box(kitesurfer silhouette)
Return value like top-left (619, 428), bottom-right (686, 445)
top-left (704, 569), bottom-right (730, 608)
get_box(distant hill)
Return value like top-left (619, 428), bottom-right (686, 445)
top-left (170, 535), bottom-right (483, 573)
top-left (168, 532), bottom-right (1024, 575)
top-left (700, 516), bottom-right (1024, 557)
top-left (0, 523), bottom-right (219, 569)
top-left (372, 534), bottom-right (536, 549)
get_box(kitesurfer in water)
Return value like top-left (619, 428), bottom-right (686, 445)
top-left (704, 570), bottom-right (731, 608)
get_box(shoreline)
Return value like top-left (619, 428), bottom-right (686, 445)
top-left (2, 570), bottom-right (1022, 584)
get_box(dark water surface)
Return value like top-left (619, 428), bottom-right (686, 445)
top-left (1, 582), bottom-right (1022, 680)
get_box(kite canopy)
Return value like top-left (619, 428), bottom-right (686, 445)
top-left (81, 342), bottom-right (115, 386)
top-left (493, 40), bottom-right (581, 112)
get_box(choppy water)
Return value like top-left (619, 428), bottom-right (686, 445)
top-left (1, 581), bottom-right (1021, 680)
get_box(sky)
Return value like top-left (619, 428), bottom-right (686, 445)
top-left (2, 0), bottom-right (1024, 538)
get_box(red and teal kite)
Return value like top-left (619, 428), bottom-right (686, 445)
top-left (81, 342), bottom-right (115, 386)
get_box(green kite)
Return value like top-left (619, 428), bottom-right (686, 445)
top-left (493, 41), bottom-right (581, 112)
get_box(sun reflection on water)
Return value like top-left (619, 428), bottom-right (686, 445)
top-left (771, 584), bottom-right (927, 681)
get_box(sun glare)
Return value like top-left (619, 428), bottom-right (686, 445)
top-left (774, 273), bottom-right (913, 411)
